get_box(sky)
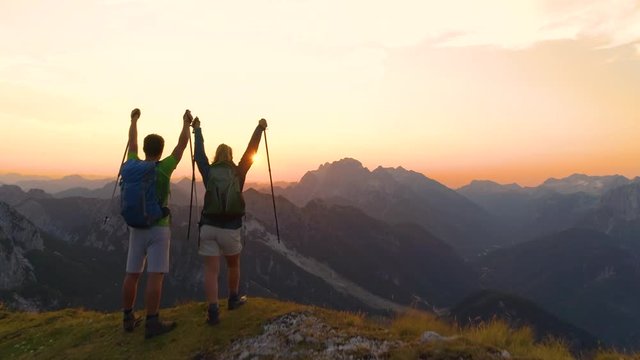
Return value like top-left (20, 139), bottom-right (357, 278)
top-left (1, 0), bottom-right (639, 188)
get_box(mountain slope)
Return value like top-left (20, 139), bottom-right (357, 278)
top-left (450, 290), bottom-right (600, 352)
top-left (280, 158), bottom-right (504, 254)
top-left (580, 182), bottom-right (640, 250)
top-left (0, 202), bottom-right (43, 294)
top-left (246, 188), bottom-right (478, 307)
top-left (476, 228), bottom-right (640, 348)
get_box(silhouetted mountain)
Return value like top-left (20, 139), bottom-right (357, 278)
top-left (12, 175), bottom-right (111, 194)
top-left (451, 289), bottom-right (600, 352)
top-left (170, 177), bottom-right (206, 206)
top-left (476, 228), bottom-right (640, 348)
top-left (280, 158), bottom-right (505, 255)
top-left (540, 174), bottom-right (631, 195)
top-left (53, 182), bottom-right (115, 199)
top-left (579, 182), bottom-right (640, 251)
top-left (0, 185), bottom-right (52, 206)
top-left (0, 173), bottom-right (49, 184)
top-left (458, 180), bottom-right (523, 195)
top-left (458, 180), bottom-right (600, 243)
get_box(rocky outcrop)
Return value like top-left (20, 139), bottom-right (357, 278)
top-left (0, 202), bottom-right (43, 290)
top-left (219, 312), bottom-right (401, 360)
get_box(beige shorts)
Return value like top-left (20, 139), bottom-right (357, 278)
top-left (126, 226), bottom-right (171, 273)
top-left (198, 225), bottom-right (243, 256)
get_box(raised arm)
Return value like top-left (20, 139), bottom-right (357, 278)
top-left (238, 118), bottom-right (267, 175)
top-left (191, 117), bottom-right (210, 181)
top-left (128, 108), bottom-right (141, 156)
top-left (170, 109), bottom-right (193, 163)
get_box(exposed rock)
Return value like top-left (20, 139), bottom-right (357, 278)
top-left (0, 202), bottom-right (43, 290)
top-left (219, 312), bottom-right (400, 359)
top-left (420, 330), bottom-right (446, 343)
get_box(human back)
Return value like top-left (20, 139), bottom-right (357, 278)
top-left (119, 159), bottom-right (165, 228)
top-left (202, 160), bottom-right (246, 218)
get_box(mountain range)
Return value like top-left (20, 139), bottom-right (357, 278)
top-left (2, 158), bottom-right (640, 349)
top-left (278, 158), bottom-right (505, 255)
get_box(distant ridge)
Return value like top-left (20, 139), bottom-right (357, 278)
top-left (459, 173), bottom-right (633, 196)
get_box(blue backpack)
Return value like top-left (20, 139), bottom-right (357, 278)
top-left (119, 159), bottom-right (164, 228)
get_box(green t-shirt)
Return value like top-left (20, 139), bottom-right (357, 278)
top-left (127, 152), bottom-right (178, 226)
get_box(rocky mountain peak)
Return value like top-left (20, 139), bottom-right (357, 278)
top-left (458, 180), bottom-right (523, 195)
top-left (541, 174), bottom-right (630, 195)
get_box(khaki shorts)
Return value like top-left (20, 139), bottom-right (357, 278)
top-left (198, 225), bottom-right (242, 256)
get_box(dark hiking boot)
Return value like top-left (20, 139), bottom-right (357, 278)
top-left (123, 312), bottom-right (142, 332)
top-left (206, 308), bottom-right (220, 325)
top-left (145, 316), bottom-right (177, 339)
top-left (228, 295), bottom-right (247, 310)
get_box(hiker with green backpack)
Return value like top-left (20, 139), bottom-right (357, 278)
top-left (120, 108), bottom-right (192, 338)
top-left (192, 116), bottom-right (267, 325)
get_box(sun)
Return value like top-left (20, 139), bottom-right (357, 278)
top-left (252, 153), bottom-right (261, 163)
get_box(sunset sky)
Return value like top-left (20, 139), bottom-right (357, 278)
top-left (1, 0), bottom-right (639, 188)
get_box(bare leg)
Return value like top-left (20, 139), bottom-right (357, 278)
top-left (225, 254), bottom-right (241, 296)
top-left (145, 272), bottom-right (165, 316)
top-left (122, 273), bottom-right (141, 310)
top-left (204, 256), bottom-right (221, 304)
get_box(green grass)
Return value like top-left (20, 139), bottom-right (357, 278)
top-left (0, 298), bottom-right (308, 360)
top-left (386, 310), bottom-right (574, 360)
top-left (1, 299), bottom-right (638, 359)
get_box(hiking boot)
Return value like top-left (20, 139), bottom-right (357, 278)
top-left (206, 304), bottom-right (220, 325)
top-left (145, 317), bottom-right (177, 339)
top-left (206, 308), bottom-right (220, 325)
top-left (123, 312), bottom-right (142, 332)
top-left (228, 295), bottom-right (247, 310)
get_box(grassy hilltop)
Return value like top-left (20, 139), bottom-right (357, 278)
top-left (0, 297), bottom-right (635, 360)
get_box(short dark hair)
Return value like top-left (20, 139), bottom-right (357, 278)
top-left (143, 134), bottom-right (164, 158)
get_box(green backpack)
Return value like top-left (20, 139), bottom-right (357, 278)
top-left (202, 161), bottom-right (245, 217)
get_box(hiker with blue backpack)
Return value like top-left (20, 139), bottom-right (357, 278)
top-left (192, 116), bottom-right (267, 325)
top-left (120, 108), bottom-right (192, 338)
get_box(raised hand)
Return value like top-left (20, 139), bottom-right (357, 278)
top-left (259, 118), bottom-right (268, 129)
top-left (192, 117), bottom-right (201, 129)
top-left (183, 109), bottom-right (193, 125)
top-left (131, 108), bottom-right (141, 121)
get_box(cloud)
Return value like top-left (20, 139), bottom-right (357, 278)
top-left (427, 0), bottom-right (640, 49)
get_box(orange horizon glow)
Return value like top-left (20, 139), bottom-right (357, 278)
top-left (3, 148), bottom-right (640, 190)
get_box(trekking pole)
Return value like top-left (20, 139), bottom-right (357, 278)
top-left (187, 129), bottom-right (196, 242)
top-left (104, 140), bottom-right (129, 225)
top-left (263, 124), bottom-right (281, 243)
